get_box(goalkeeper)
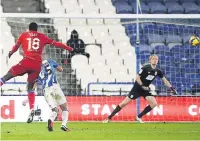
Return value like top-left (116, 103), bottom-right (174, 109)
top-left (103, 54), bottom-right (177, 123)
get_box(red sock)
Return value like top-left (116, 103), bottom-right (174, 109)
top-left (28, 92), bottom-right (35, 110)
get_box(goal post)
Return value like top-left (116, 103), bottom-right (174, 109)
top-left (1, 13), bottom-right (200, 122)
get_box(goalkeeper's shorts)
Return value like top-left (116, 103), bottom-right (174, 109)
top-left (128, 85), bottom-right (153, 100)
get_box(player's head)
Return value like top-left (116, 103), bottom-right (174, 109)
top-left (29, 22), bottom-right (38, 31)
top-left (149, 54), bottom-right (158, 65)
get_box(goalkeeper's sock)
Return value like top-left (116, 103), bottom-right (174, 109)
top-left (50, 111), bottom-right (58, 122)
top-left (138, 105), bottom-right (152, 118)
top-left (108, 105), bottom-right (121, 119)
top-left (28, 91), bottom-right (35, 110)
top-left (61, 110), bottom-right (69, 126)
top-left (0, 78), bottom-right (5, 87)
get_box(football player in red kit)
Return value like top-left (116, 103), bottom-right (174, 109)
top-left (0, 22), bottom-right (73, 123)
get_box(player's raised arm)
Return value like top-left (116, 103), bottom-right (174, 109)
top-left (9, 33), bottom-right (23, 58)
top-left (52, 41), bottom-right (73, 51)
top-left (43, 35), bottom-right (73, 51)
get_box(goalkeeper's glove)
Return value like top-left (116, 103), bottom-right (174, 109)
top-left (170, 87), bottom-right (177, 95)
top-left (8, 51), bottom-right (12, 58)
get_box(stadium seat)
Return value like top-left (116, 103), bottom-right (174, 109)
top-left (165, 35), bottom-right (182, 48)
top-left (89, 55), bottom-right (106, 67)
top-left (64, 5), bottom-right (82, 14)
top-left (138, 44), bottom-right (152, 53)
top-left (80, 73), bottom-right (98, 91)
top-left (70, 19), bottom-right (87, 26)
top-left (142, 23), bottom-right (159, 34)
top-left (116, 4), bottom-right (133, 14)
top-left (79, 0), bottom-right (95, 7)
top-left (85, 45), bottom-right (101, 57)
top-left (166, 2), bottom-right (184, 14)
top-left (170, 45), bottom-right (188, 54)
top-left (130, 2), bottom-right (150, 13)
top-left (180, 0), bottom-right (197, 4)
top-left (147, 0), bottom-right (164, 3)
top-left (147, 34), bottom-right (165, 47)
top-left (158, 24), bottom-right (179, 35)
top-left (76, 65), bottom-right (93, 82)
top-left (182, 2), bottom-right (200, 14)
top-left (148, 2), bottom-right (167, 13)
top-left (80, 35), bottom-right (96, 44)
top-left (71, 55), bottom-right (89, 71)
top-left (107, 25), bottom-right (126, 35)
top-left (104, 18), bottom-right (121, 24)
top-left (92, 27), bottom-right (109, 37)
top-left (154, 45), bottom-right (170, 55)
top-left (112, 0), bottom-right (129, 5)
top-left (82, 5), bottom-right (100, 14)
top-left (95, 35), bottom-right (113, 44)
top-left (99, 5), bottom-right (116, 14)
top-left (165, 0), bottom-right (180, 3)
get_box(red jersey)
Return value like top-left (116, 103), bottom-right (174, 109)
top-left (10, 31), bottom-right (73, 62)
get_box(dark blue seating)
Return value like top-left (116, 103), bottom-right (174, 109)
top-left (142, 23), bottom-right (159, 34)
top-left (180, 0), bottom-right (197, 4)
top-left (116, 4), bottom-right (133, 14)
top-left (166, 2), bottom-right (184, 14)
top-left (148, 2), bottom-right (167, 13)
top-left (158, 24), bottom-right (180, 35)
top-left (139, 44), bottom-right (152, 53)
top-left (182, 2), bottom-right (200, 14)
top-left (112, 0), bottom-right (129, 5)
top-left (131, 2), bottom-right (150, 13)
top-left (130, 35), bottom-right (147, 45)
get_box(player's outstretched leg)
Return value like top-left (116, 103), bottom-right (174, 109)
top-left (103, 96), bottom-right (132, 123)
top-left (136, 96), bottom-right (157, 123)
top-left (0, 71), bottom-right (14, 87)
top-left (60, 103), bottom-right (70, 132)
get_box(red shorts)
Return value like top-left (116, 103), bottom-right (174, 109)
top-left (9, 57), bottom-right (41, 83)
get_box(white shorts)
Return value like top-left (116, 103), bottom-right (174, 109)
top-left (43, 83), bottom-right (66, 109)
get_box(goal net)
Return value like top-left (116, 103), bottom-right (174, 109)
top-left (0, 14), bottom-right (200, 122)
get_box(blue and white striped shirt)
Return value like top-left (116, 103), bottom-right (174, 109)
top-left (38, 59), bottom-right (59, 88)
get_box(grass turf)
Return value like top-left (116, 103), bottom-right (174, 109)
top-left (1, 122), bottom-right (200, 140)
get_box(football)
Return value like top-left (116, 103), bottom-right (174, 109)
top-left (189, 36), bottom-right (200, 46)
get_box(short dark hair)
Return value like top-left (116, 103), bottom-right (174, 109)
top-left (29, 22), bottom-right (38, 31)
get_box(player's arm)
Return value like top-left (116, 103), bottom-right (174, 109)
top-left (136, 68), bottom-right (149, 91)
top-left (9, 33), bottom-right (23, 58)
top-left (159, 71), bottom-right (177, 95)
top-left (44, 35), bottom-right (73, 51)
top-left (161, 77), bottom-right (177, 94)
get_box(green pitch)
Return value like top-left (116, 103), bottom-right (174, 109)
top-left (1, 122), bottom-right (200, 140)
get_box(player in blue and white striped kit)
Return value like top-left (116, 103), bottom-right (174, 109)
top-left (38, 59), bottom-right (70, 132)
